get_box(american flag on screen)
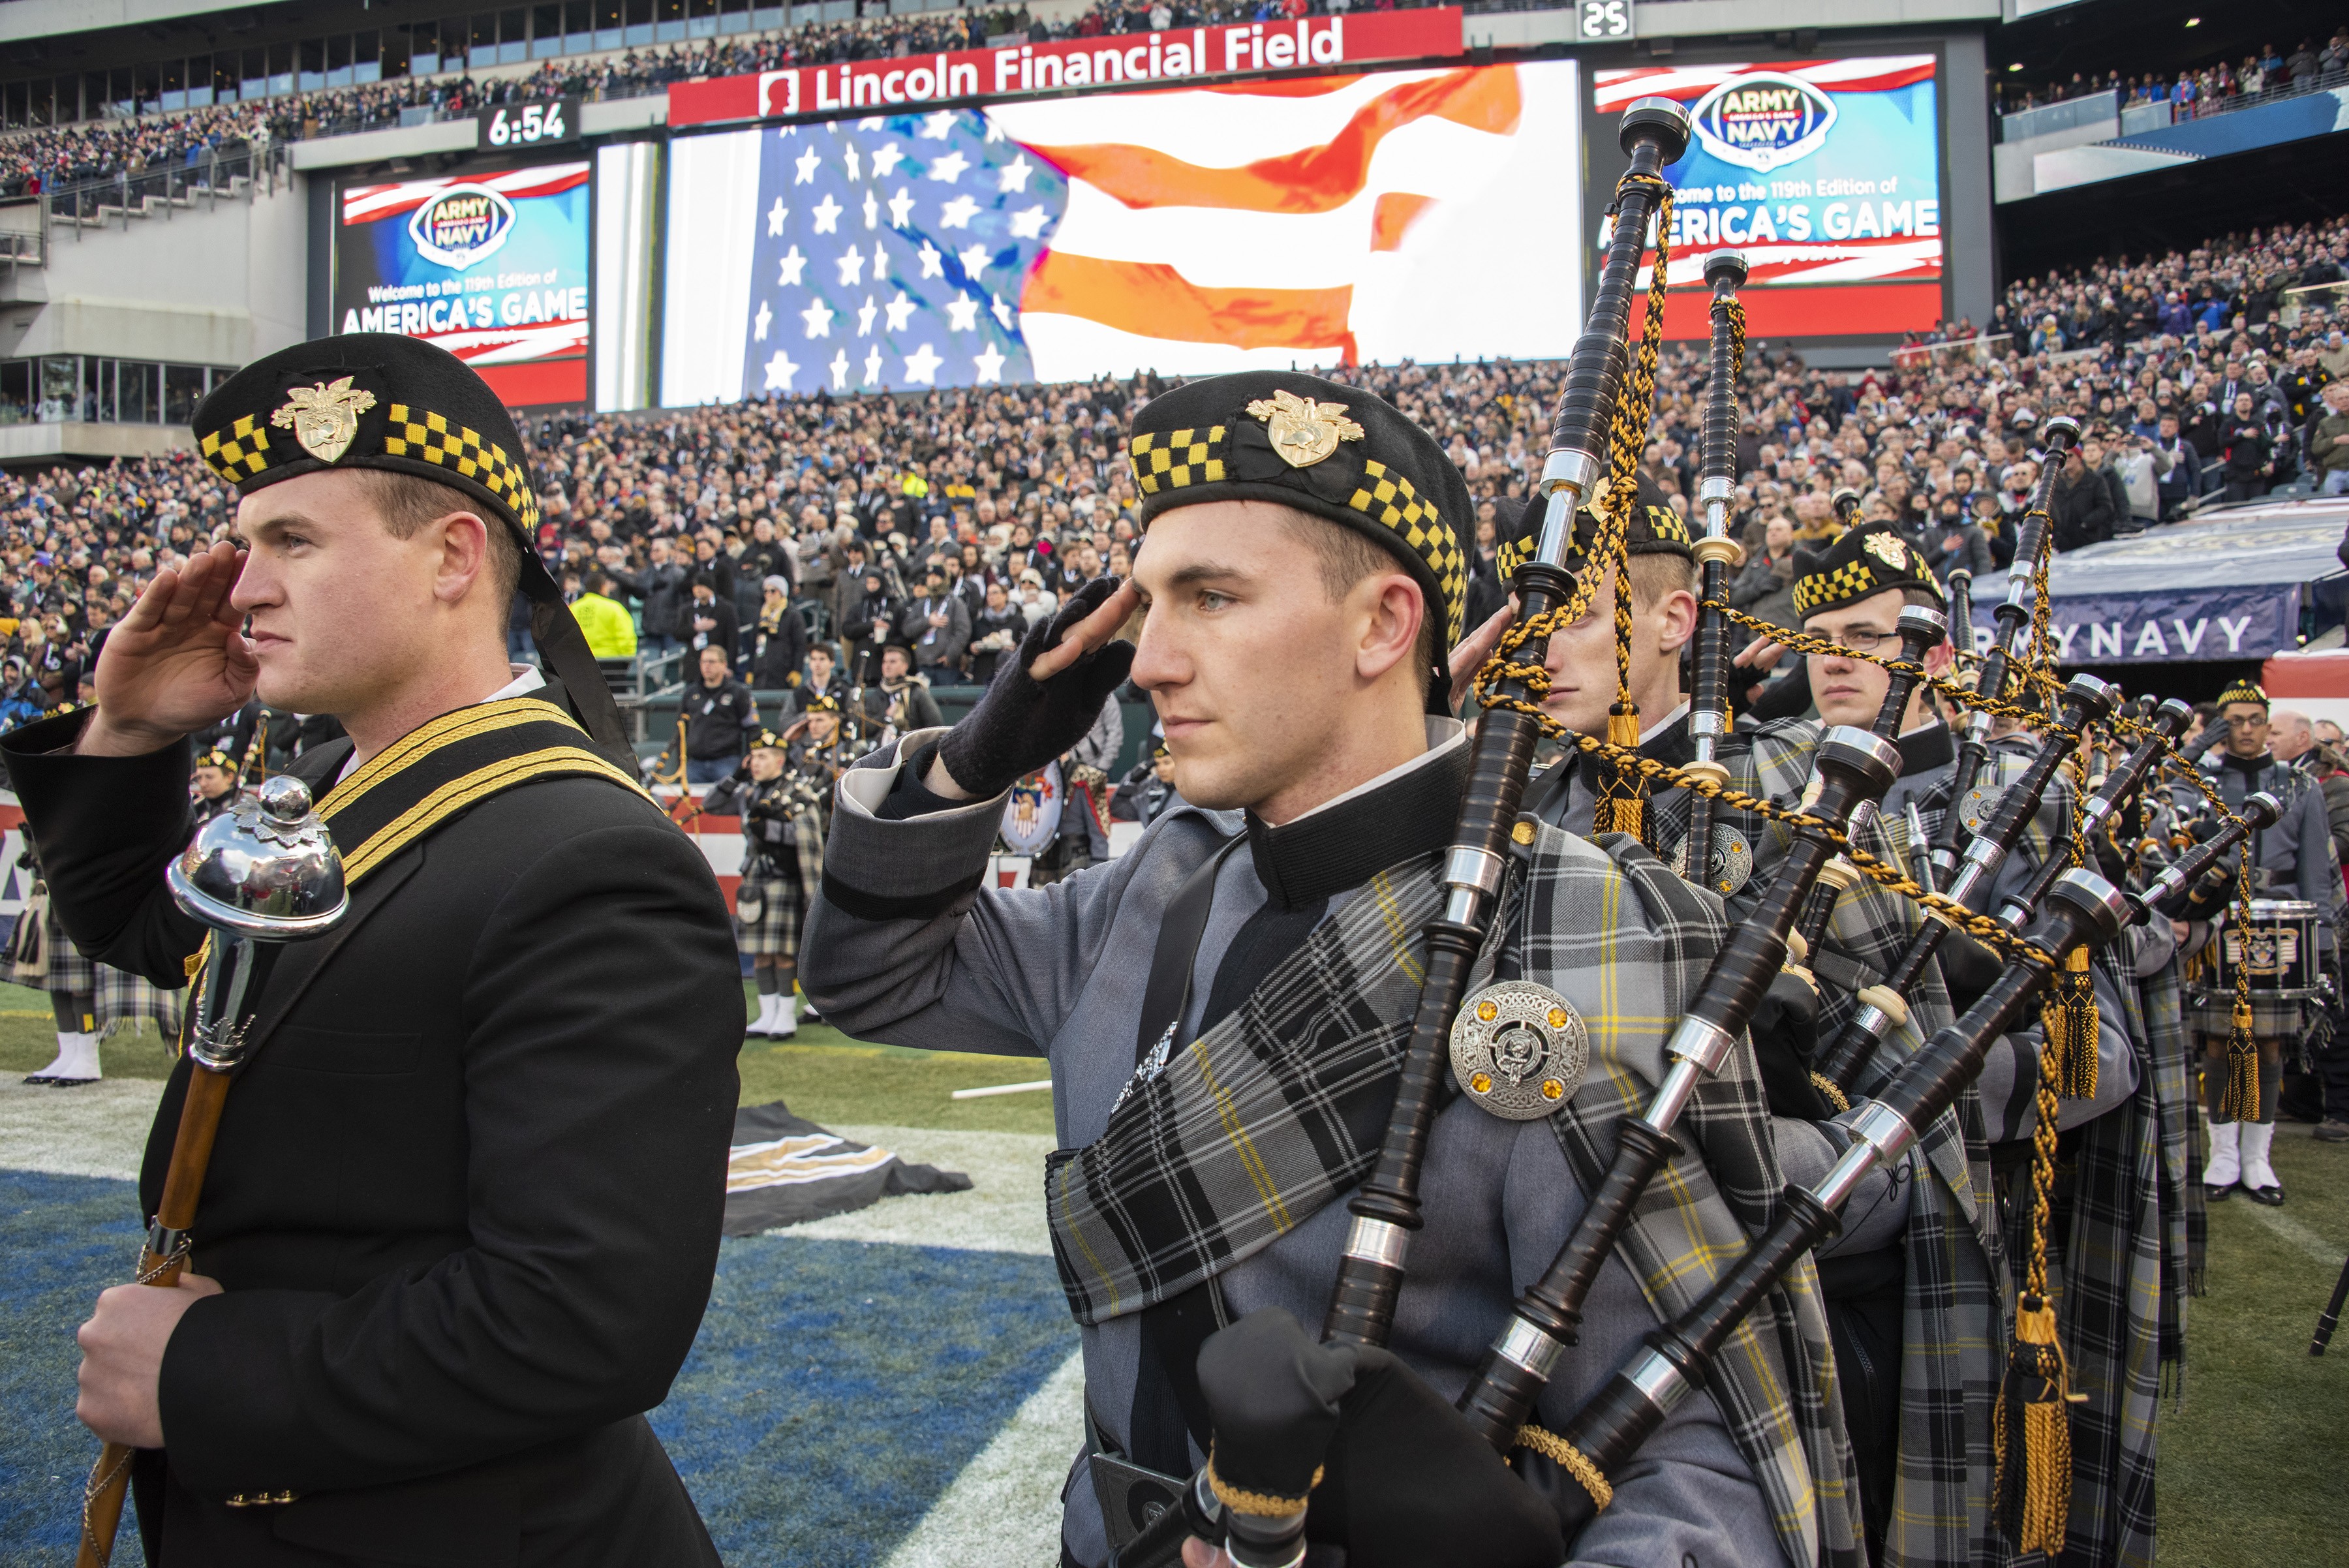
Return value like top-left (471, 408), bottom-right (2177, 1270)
top-left (740, 66), bottom-right (1532, 393)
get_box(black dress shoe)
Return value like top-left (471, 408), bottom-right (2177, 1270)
top-left (2245, 1182), bottom-right (2286, 1207)
top-left (2203, 1181), bottom-right (2236, 1202)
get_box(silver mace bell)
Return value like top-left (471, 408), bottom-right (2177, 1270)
top-left (166, 774), bottom-right (350, 1071)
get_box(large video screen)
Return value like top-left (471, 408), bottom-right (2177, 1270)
top-left (335, 161), bottom-right (591, 408)
top-left (1592, 57), bottom-right (1943, 340)
top-left (659, 60), bottom-right (1580, 403)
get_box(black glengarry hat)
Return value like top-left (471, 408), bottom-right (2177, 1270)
top-left (191, 334), bottom-right (627, 761)
top-left (1494, 469), bottom-right (1690, 581)
top-left (1791, 523), bottom-right (1946, 621)
top-left (1126, 372), bottom-right (1472, 656)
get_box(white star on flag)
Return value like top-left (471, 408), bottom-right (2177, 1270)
top-left (957, 242), bottom-right (989, 275)
top-left (945, 292), bottom-right (979, 332)
top-left (999, 154), bottom-right (1033, 194)
top-left (991, 293), bottom-right (1017, 330)
top-left (885, 290), bottom-right (917, 332)
top-left (870, 241), bottom-right (889, 281)
top-left (984, 119), bottom-right (1006, 143)
top-left (795, 146), bottom-right (821, 184)
top-left (939, 195), bottom-right (979, 229)
top-left (754, 300), bottom-right (773, 341)
top-left (927, 149), bottom-right (970, 183)
top-left (767, 198), bottom-right (788, 236)
top-left (812, 194), bottom-right (842, 233)
top-left (919, 110), bottom-right (957, 140)
top-left (857, 294), bottom-right (879, 336)
top-left (863, 345), bottom-right (885, 385)
top-left (763, 350), bottom-right (798, 391)
top-left (904, 343), bottom-right (944, 385)
top-left (917, 239), bottom-right (945, 279)
top-left (887, 187), bottom-right (915, 227)
top-left (778, 245), bottom-right (808, 286)
top-left (974, 343), bottom-right (1006, 383)
top-left (801, 298), bottom-right (836, 338)
top-left (843, 142), bottom-right (862, 181)
top-left (1008, 204), bottom-right (1050, 239)
top-left (829, 348), bottom-right (851, 390)
top-left (861, 189), bottom-right (879, 229)
top-left (872, 142), bottom-right (905, 177)
top-left (836, 247), bottom-right (866, 287)
top-left (857, 116), bottom-right (885, 132)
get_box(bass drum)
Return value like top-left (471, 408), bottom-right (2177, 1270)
top-left (2213, 899), bottom-right (2324, 1000)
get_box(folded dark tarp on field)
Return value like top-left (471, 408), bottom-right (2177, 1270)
top-left (724, 1101), bottom-right (974, 1236)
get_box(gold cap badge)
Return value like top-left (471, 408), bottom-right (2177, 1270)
top-left (1863, 532), bottom-right (1908, 570)
top-left (1246, 388), bottom-right (1364, 469)
top-left (271, 376), bottom-right (378, 464)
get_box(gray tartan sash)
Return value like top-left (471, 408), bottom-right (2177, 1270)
top-left (1045, 855), bottom-right (1450, 1327)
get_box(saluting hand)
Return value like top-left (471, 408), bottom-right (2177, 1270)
top-left (80, 540), bottom-right (257, 758)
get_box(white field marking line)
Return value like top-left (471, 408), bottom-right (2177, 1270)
top-left (880, 1349), bottom-right (1085, 1568)
top-left (786, 1124), bottom-right (1055, 1255)
top-left (951, 1079), bottom-right (1054, 1099)
top-left (2234, 1199), bottom-right (2345, 1267)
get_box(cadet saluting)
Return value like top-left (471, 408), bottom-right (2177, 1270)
top-left (9, 336), bottom-right (741, 1566)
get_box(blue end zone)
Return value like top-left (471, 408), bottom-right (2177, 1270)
top-left (1, 1169), bottom-right (1074, 1567)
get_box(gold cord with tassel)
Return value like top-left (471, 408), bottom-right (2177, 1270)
top-left (1995, 1006), bottom-right (2081, 1557)
top-left (2041, 747), bottom-right (2100, 1100)
top-left (1590, 473), bottom-right (1651, 847)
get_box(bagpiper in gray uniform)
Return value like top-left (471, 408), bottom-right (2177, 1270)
top-left (2179, 678), bottom-right (2343, 1207)
top-left (804, 371), bottom-right (1863, 1568)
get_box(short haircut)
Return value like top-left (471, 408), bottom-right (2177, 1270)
top-left (1274, 508), bottom-right (1441, 696)
top-left (1623, 553), bottom-right (1695, 614)
top-left (359, 469), bottom-right (523, 605)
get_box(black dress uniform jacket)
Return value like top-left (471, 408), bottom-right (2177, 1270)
top-left (4, 705), bottom-right (741, 1568)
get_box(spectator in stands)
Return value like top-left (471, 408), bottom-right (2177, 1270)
top-left (2222, 391), bottom-right (2277, 500)
top-left (794, 642), bottom-right (846, 714)
top-left (571, 571), bottom-right (639, 660)
top-left (687, 574), bottom-right (741, 667)
top-left (2051, 440), bottom-right (2120, 550)
top-left (628, 535), bottom-right (690, 658)
top-left (901, 562), bottom-right (972, 685)
top-left (2312, 381), bottom-right (2349, 495)
top-left (750, 576), bottom-right (808, 690)
top-left (684, 644), bottom-right (759, 786)
top-left (967, 579), bottom-right (1025, 686)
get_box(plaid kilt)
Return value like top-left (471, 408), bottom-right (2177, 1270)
top-left (2183, 986), bottom-right (2308, 1043)
top-left (38, 902), bottom-right (183, 1038)
top-left (737, 865), bottom-right (802, 957)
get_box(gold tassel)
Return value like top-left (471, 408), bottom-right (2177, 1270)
top-left (1993, 1295), bottom-right (2075, 1558)
top-left (2218, 987), bottom-right (2259, 1122)
top-left (2040, 946), bottom-right (2098, 1101)
top-left (1592, 705), bottom-right (1649, 846)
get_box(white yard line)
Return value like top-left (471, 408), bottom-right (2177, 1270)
top-left (880, 1349), bottom-right (1085, 1568)
top-left (0, 1077), bottom-right (163, 1182)
top-left (2234, 1199), bottom-right (2345, 1267)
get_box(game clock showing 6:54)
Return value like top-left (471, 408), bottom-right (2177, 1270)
top-left (477, 97), bottom-right (581, 149)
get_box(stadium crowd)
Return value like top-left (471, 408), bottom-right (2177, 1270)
top-left (1995, 30), bottom-right (2349, 120)
top-left (0, 0), bottom-right (1375, 198)
top-left (3, 210), bottom-right (2346, 751)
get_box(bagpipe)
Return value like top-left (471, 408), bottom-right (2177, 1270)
top-left (1114, 99), bottom-right (2267, 1568)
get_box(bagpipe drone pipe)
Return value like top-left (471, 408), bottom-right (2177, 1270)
top-left (1678, 249), bottom-right (1749, 897)
top-left (1927, 416), bottom-right (2080, 885)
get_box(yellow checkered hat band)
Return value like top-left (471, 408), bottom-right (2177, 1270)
top-left (1128, 425), bottom-right (1228, 495)
top-left (384, 401), bottom-right (542, 532)
top-left (1792, 560), bottom-right (1879, 619)
top-left (198, 414), bottom-right (275, 483)
top-left (1342, 461), bottom-right (1464, 644)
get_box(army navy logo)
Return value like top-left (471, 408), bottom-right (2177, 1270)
top-left (1688, 72), bottom-right (1838, 174)
top-left (1670, 824), bottom-right (1755, 897)
top-left (1246, 388), bottom-right (1364, 469)
top-left (270, 377), bottom-right (377, 464)
top-left (408, 183), bottom-right (519, 269)
top-left (1451, 979), bottom-right (1587, 1120)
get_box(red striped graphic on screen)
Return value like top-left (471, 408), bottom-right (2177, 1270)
top-left (1012, 66), bottom-right (1524, 366)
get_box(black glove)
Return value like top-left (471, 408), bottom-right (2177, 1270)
top-left (1749, 968), bottom-right (1834, 1122)
top-left (936, 576), bottom-right (1133, 799)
